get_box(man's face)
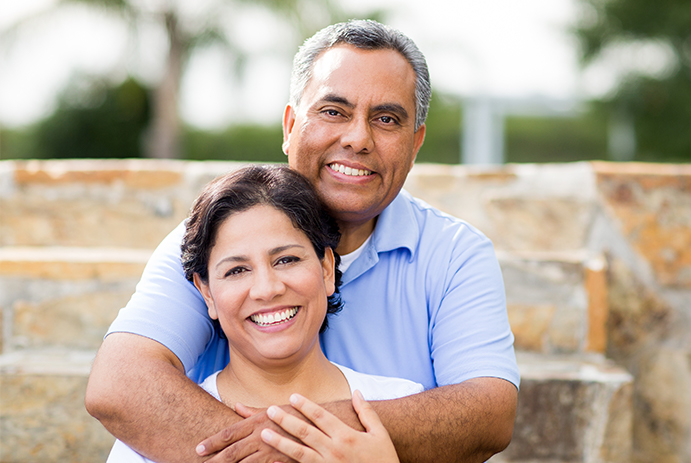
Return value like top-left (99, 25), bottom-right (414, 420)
top-left (283, 45), bottom-right (426, 228)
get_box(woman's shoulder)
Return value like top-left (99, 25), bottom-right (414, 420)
top-left (332, 363), bottom-right (424, 401)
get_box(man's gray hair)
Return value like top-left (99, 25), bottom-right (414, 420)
top-left (289, 19), bottom-right (431, 131)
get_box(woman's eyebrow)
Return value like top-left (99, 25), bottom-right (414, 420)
top-left (269, 244), bottom-right (305, 255)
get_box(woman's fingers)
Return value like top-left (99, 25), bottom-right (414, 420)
top-left (260, 427), bottom-right (321, 463)
top-left (287, 393), bottom-right (349, 437)
top-left (351, 389), bottom-right (386, 433)
top-left (266, 404), bottom-right (332, 451)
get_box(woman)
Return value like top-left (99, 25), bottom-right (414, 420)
top-left (107, 165), bottom-right (423, 462)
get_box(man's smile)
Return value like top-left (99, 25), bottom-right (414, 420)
top-left (328, 162), bottom-right (373, 177)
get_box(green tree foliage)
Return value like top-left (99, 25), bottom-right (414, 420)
top-left (575, 0), bottom-right (691, 161)
top-left (505, 105), bottom-right (609, 163)
top-left (416, 93), bottom-right (462, 165)
top-left (1, 77), bottom-right (149, 159)
top-left (36, 77), bottom-right (149, 159)
top-left (183, 124), bottom-right (285, 163)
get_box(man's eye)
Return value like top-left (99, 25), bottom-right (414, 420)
top-left (379, 116), bottom-right (397, 124)
top-left (324, 109), bottom-right (341, 117)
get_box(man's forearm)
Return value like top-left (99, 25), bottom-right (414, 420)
top-left (85, 333), bottom-right (240, 463)
top-left (323, 377), bottom-right (517, 463)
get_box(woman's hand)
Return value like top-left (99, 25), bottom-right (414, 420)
top-left (260, 390), bottom-right (399, 463)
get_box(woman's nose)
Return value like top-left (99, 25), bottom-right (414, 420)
top-left (249, 268), bottom-right (286, 301)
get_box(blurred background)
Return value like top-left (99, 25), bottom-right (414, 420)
top-left (1, 0), bottom-right (689, 164)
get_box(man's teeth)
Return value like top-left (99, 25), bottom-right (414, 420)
top-left (329, 163), bottom-right (372, 177)
top-left (250, 307), bottom-right (299, 326)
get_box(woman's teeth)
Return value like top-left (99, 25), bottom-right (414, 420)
top-left (250, 307), bottom-right (299, 326)
top-left (329, 163), bottom-right (372, 177)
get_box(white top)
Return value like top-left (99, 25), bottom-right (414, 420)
top-left (107, 363), bottom-right (423, 463)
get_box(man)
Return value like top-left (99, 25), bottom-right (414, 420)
top-left (86, 19), bottom-right (519, 463)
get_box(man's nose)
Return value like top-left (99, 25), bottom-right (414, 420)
top-left (340, 115), bottom-right (374, 154)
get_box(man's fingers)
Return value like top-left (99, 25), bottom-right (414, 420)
top-left (197, 421), bottom-right (253, 456)
top-left (235, 402), bottom-right (261, 418)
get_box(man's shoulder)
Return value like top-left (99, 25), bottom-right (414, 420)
top-left (399, 190), bottom-right (489, 242)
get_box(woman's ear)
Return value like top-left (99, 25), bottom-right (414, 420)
top-left (322, 247), bottom-right (336, 297)
top-left (193, 273), bottom-right (218, 320)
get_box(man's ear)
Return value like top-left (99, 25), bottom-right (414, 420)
top-left (193, 273), bottom-right (218, 320)
top-left (282, 104), bottom-right (296, 155)
top-left (322, 247), bottom-right (336, 297)
top-left (410, 123), bottom-right (426, 170)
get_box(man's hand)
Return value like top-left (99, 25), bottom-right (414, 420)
top-left (196, 406), bottom-right (300, 463)
top-left (260, 391), bottom-right (400, 463)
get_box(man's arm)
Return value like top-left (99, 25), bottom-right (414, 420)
top-left (199, 377), bottom-right (516, 463)
top-left (86, 333), bottom-right (240, 462)
top-left (372, 378), bottom-right (517, 463)
top-left (315, 379), bottom-right (516, 463)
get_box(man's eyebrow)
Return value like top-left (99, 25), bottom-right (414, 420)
top-left (319, 94), bottom-right (354, 108)
top-left (373, 103), bottom-right (409, 121)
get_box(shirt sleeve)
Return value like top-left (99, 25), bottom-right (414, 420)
top-left (429, 228), bottom-right (520, 389)
top-left (106, 222), bottom-right (214, 373)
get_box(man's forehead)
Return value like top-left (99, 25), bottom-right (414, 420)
top-left (305, 45), bottom-right (416, 104)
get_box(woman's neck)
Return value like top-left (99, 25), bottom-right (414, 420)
top-left (215, 346), bottom-right (350, 409)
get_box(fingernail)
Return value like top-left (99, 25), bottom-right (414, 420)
top-left (195, 444), bottom-right (205, 455)
top-left (267, 405), bottom-right (277, 419)
top-left (355, 389), bottom-right (364, 400)
top-left (261, 428), bottom-right (273, 442)
top-left (289, 393), bottom-right (300, 405)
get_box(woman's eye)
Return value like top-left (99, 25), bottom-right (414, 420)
top-left (276, 256), bottom-right (299, 266)
top-left (225, 267), bottom-right (247, 277)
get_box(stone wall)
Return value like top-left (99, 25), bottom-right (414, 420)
top-left (1, 159), bottom-right (689, 462)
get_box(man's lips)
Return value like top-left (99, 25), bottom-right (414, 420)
top-left (328, 162), bottom-right (373, 177)
top-left (249, 307), bottom-right (299, 327)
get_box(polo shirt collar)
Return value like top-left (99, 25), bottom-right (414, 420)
top-left (371, 189), bottom-right (419, 257)
top-left (341, 189), bottom-right (419, 286)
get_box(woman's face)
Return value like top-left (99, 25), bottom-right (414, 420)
top-left (194, 204), bottom-right (335, 370)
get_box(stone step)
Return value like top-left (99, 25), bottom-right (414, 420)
top-left (0, 247), bottom-right (150, 353)
top-left (491, 353), bottom-right (633, 463)
top-left (0, 349), bottom-right (632, 463)
top-left (0, 246), bottom-right (608, 357)
top-left (0, 349), bottom-right (114, 463)
top-left (0, 159), bottom-right (244, 248)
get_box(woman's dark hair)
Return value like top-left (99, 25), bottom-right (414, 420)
top-left (181, 164), bottom-right (343, 332)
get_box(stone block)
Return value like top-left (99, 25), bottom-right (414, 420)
top-left (500, 252), bottom-right (608, 355)
top-left (594, 162), bottom-right (691, 288)
top-left (492, 353), bottom-right (633, 463)
top-left (0, 350), bottom-right (115, 463)
top-left (0, 247), bottom-right (149, 351)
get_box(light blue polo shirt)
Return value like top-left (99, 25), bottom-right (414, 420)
top-left (107, 189), bottom-right (519, 390)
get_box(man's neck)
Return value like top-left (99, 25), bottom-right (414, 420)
top-left (335, 217), bottom-right (376, 255)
